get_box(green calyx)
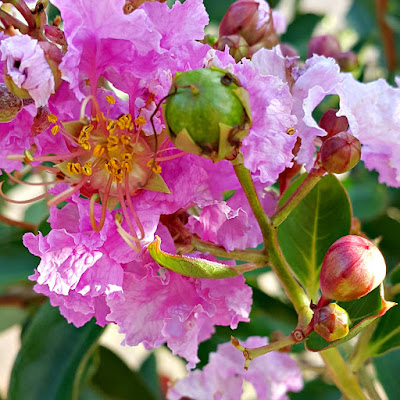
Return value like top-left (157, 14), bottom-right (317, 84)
top-left (163, 67), bottom-right (252, 162)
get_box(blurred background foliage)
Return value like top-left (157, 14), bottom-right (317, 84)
top-left (1, 0), bottom-right (400, 399)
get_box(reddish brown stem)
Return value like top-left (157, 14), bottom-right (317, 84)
top-left (0, 213), bottom-right (37, 231)
top-left (375, 0), bottom-right (397, 72)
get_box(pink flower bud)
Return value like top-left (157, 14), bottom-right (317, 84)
top-left (320, 235), bottom-right (386, 302)
top-left (314, 303), bottom-right (349, 341)
top-left (279, 43), bottom-right (298, 58)
top-left (219, 0), bottom-right (279, 49)
top-left (336, 51), bottom-right (359, 72)
top-left (320, 131), bottom-right (361, 174)
top-left (319, 109), bottom-right (348, 140)
top-left (307, 35), bottom-right (341, 59)
top-left (217, 35), bottom-right (249, 62)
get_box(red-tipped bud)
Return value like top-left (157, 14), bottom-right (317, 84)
top-left (320, 131), bottom-right (361, 174)
top-left (279, 43), bottom-right (298, 58)
top-left (219, 0), bottom-right (279, 50)
top-left (319, 109), bottom-right (349, 140)
top-left (320, 235), bottom-right (386, 302)
top-left (0, 82), bottom-right (23, 122)
top-left (336, 51), bottom-right (359, 72)
top-left (217, 35), bottom-right (249, 62)
top-left (307, 35), bottom-right (341, 59)
top-left (314, 303), bottom-right (349, 341)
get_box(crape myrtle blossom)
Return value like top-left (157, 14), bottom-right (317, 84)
top-left (23, 191), bottom-right (252, 366)
top-left (0, 34), bottom-right (55, 108)
top-left (167, 336), bottom-right (303, 400)
top-left (286, 54), bottom-right (400, 187)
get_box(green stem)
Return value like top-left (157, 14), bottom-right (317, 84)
top-left (350, 320), bottom-right (378, 372)
top-left (357, 364), bottom-right (383, 400)
top-left (191, 237), bottom-right (267, 265)
top-left (321, 348), bottom-right (368, 400)
top-left (232, 157), bottom-right (311, 326)
top-left (272, 167), bottom-right (326, 227)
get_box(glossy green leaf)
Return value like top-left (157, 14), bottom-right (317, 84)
top-left (373, 348), bottom-right (400, 400)
top-left (350, 267), bottom-right (400, 360)
top-left (306, 285), bottom-right (396, 351)
top-left (139, 354), bottom-right (162, 400)
top-left (0, 223), bottom-right (39, 287)
top-left (86, 346), bottom-right (158, 400)
top-left (278, 174), bottom-right (352, 299)
top-left (148, 235), bottom-right (242, 279)
top-left (8, 301), bottom-right (103, 400)
top-left (289, 378), bottom-right (341, 400)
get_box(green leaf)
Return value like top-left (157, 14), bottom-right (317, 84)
top-left (139, 354), bottom-right (162, 400)
top-left (281, 13), bottom-right (324, 59)
top-left (148, 235), bottom-right (242, 279)
top-left (289, 378), bottom-right (341, 400)
top-left (0, 223), bottom-right (39, 287)
top-left (278, 174), bottom-right (352, 299)
top-left (8, 301), bottom-right (103, 400)
top-left (86, 346), bottom-right (158, 400)
top-left (0, 306), bottom-right (28, 332)
top-left (305, 285), bottom-right (396, 351)
top-left (373, 348), bottom-right (400, 400)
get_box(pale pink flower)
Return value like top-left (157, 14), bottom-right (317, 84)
top-left (167, 336), bottom-right (303, 400)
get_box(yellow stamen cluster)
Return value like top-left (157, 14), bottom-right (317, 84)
top-left (67, 161), bottom-right (92, 176)
top-left (106, 95), bottom-right (116, 105)
top-left (78, 125), bottom-right (94, 150)
top-left (117, 114), bottom-right (134, 131)
top-left (134, 115), bottom-right (146, 126)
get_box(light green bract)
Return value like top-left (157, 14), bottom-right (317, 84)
top-left (163, 67), bottom-right (252, 162)
top-left (148, 236), bottom-right (240, 279)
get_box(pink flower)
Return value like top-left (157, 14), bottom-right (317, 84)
top-left (0, 35), bottom-right (55, 107)
top-left (167, 336), bottom-right (303, 400)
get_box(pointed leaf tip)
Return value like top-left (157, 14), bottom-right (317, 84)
top-left (147, 235), bottom-right (240, 279)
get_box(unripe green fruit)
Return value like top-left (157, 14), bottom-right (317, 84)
top-left (314, 303), bottom-right (349, 342)
top-left (163, 68), bottom-right (252, 161)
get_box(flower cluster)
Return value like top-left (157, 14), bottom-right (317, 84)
top-left (0, 0), bottom-right (398, 381)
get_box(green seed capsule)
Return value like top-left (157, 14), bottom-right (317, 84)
top-left (163, 68), bottom-right (252, 162)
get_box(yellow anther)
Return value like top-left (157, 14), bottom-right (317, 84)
top-left (134, 115), bottom-right (146, 126)
top-left (125, 144), bottom-right (134, 154)
top-left (93, 112), bottom-right (105, 122)
top-left (117, 114), bottom-right (132, 130)
top-left (82, 162), bottom-right (92, 176)
top-left (82, 124), bottom-right (94, 135)
top-left (110, 158), bottom-right (120, 170)
top-left (48, 114), bottom-right (58, 123)
top-left (106, 95), bottom-right (116, 105)
top-left (115, 212), bottom-right (123, 224)
top-left (123, 152), bottom-right (132, 161)
top-left (107, 135), bottom-right (120, 152)
top-left (81, 141), bottom-right (92, 151)
top-left (93, 144), bottom-right (105, 157)
top-left (147, 160), bottom-right (162, 174)
top-left (24, 150), bottom-right (34, 163)
top-left (122, 161), bottom-right (133, 172)
top-left (120, 135), bottom-right (131, 145)
top-left (104, 162), bottom-right (112, 174)
top-left (67, 162), bottom-right (82, 175)
top-left (107, 120), bottom-right (117, 134)
top-left (51, 125), bottom-right (60, 135)
top-left (286, 127), bottom-right (296, 135)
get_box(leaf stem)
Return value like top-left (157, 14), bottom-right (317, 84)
top-left (357, 364), bottom-right (383, 400)
top-left (320, 348), bottom-right (368, 400)
top-left (232, 156), bottom-right (312, 326)
top-left (272, 166), bottom-right (326, 227)
top-left (191, 236), bottom-right (267, 265)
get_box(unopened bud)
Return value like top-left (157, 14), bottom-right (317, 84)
top-left (320, 131), bottom-right (361, 174)
top-left (217, 35), bottom-right (249, 62)
top-left (44, 25), bottom-right (67, 51)
top-left (319, 109), bottom-right (348, 140)
top-left (31, 106), bottom-right (51, 135)
top-left (336, 51), bottom-right (359, 72)
top-left (320, 235), bottom-right (386, 302)
top-left (38, 41), bottom-right (63, 92)
top-left (279, 43), bottom-right (298, 58)
top-left (219, 0), bottom-right (279, 51)
top-left (314, 303), bottom-right (349, 341)
top-left (0, 82), bottom-right (23, 122)
top-left (307, 35), bottom-right (341, 59)
top-left (163, 68), bottom-right (252, 161)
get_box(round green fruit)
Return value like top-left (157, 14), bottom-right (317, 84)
top-left (163, 68), bottom-right (252, 161)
